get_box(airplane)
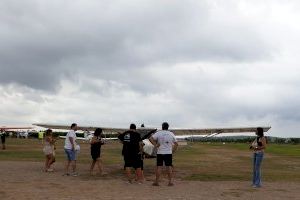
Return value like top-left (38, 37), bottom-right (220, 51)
top-left (0, 126), bottom-right (34, 138)
top-left (33, 123), bottom-right (271, 157)
top-left (0, 126), bottom-right (33, 130)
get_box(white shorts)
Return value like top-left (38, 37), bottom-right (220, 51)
top-left (43, 146), bottom-right (53, 155)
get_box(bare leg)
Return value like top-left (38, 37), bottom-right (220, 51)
top-left (96, 159), bottom-right (103, 175)
top-left (44, 155), bottom-right (50, 171)
top-left (135, 168), bottom-right (143, 183)
top-left (49, 155), bottom-right (56, 167)
top-left (125, 167), bottom-right (132, 183)
top-left (90, 160), bottom-right (96, 175)
top-left (47, 154), bottom-right (54, 171)
top-left (141, 170), bottom-right (145, 181)
top-left (72, 160), bottom-right (76, 173)
top-left (153, 166), bottom-right (162, 185)
top-left (65, 160), bottom-right (71, 174)
top-left (167, 166), bottom-right (174, 185)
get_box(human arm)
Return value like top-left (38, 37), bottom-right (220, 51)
top-left (172, 142), bottom-right (178, 153)
top-left (69, 136), bottom-right (75, 151)
top-left (249, 139), bottom-right (256, 150)
top-left (172, 134), bottom-right (178, 153)
top-left (139, 141), bottom-right (144, 154)
top-left (149, 136), bottom-right (158, 148)
top-left (118, 132), bottom-right (124, 144)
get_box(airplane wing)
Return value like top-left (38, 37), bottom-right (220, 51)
top-left (0, 126), bottom-right (33, 130)
top-left (33, 124), bottom-right (271, 137)
top-left (141, 126), bottom-right (272, 157)
top-left (33, 123), bottom-right (157, 136)
top-left (170, 126), bottom-right (271, 136)
top-left (36, 123), bottom-right (271, 158)
top-left (59, 135), bottom-right (118, 140)
top-left (33, 123), bottom-right (129, 134)
top-left (59, 136), bottom-right (89, 140)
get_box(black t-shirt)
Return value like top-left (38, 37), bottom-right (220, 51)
top-left (118, 130), bottom-right (142, 156)
top-left (91, 136), bottom-right (104, 154)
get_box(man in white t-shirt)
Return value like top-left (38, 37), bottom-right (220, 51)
top-left (63, 123), bottom-right (78, 176)
top-left (150, 122), bottom-right (178, 186)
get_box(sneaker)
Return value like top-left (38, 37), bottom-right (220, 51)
top-left (46, 168), bottom-right (54, 172)
top-left (71, 172), bottom-right (78, 177)
top-left (252, 185), bottom-right (261, 188)
top-left (62, 173), bottom-right (70, 176)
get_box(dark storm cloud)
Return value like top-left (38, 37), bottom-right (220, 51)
top-left (0, 0), bottom-right (272, 91)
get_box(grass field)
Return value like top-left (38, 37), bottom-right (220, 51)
top-left (1, 138), bottom-right (299, 182)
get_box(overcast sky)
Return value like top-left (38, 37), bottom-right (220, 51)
top-left (1, 0), bottom-right (300, 137)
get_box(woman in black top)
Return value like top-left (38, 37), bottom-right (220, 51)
top-left (90, 128), bottom-right (105, 175)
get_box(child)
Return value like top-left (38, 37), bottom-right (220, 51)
top-left (90, 128), bottom-right (105, 175)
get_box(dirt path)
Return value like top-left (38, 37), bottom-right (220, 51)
top-left (0, 161), bottom-right (299, 200)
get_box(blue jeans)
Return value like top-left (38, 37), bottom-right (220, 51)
top-left (253, 152), bottom-right (264, 186)
top-left (65, 149), bottom-right (76, 161)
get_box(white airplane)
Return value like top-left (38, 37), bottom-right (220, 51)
top-left (0, 126), bottom-right (33, 131)
top-left (0, 126), bottom-right (33, 138)
top-left (33, 123), bottom-right (271, 157)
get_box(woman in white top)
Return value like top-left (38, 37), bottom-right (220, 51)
top-left (43, 129), bottom-right (56, 172)
top-left (250, 127), bottom-right (267, 188)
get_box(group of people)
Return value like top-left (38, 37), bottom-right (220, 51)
top-left (117, 122), bottom-right (178, 185)
top-left (42, 122), bottom-right (179, 186)
top-left (42, 123), bottom-right (267, 188)
top-left (42, 123), bottom-right (99, 176)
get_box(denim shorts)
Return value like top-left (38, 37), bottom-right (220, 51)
top-left (65, 149), bottom-right (76, 161)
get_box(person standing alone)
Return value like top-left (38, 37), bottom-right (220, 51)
top-left (250, 127), bottom-right (267, 188)
top-left (150, 122), bottom-right (178, 186)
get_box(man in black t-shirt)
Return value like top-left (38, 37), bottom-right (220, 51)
top-left (118, 124), bottom-right (143, 183)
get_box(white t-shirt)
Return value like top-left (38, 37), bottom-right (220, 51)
top-left (152, 130), bottom-right (177, 154)
top-left (64, 130), bottom-right (77, 150)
